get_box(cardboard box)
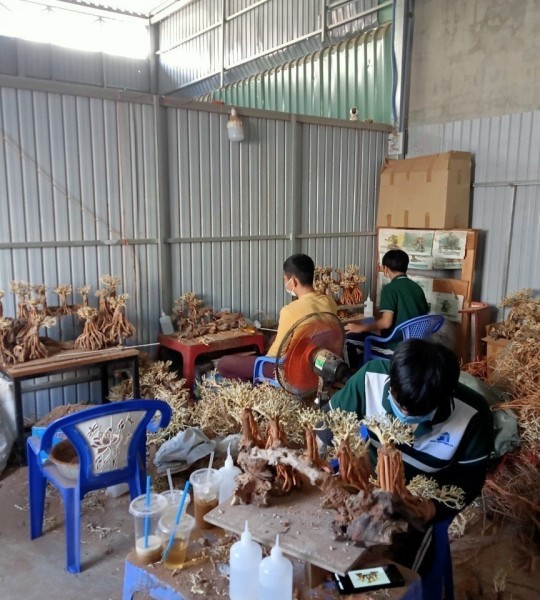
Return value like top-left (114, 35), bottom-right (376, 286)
top-left (377, 151), bottom-right (471, 229)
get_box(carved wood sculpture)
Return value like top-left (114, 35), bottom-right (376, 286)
top-left (74, 307), bottom-right (108, 350)
top-left (171, 292), bottom-right (248, 340)
top-left (78, 285), bottom-right (91, 308)
top-left (325, 409), bottom-right (372, 491)
top-left (362, 415), bottom-right (437, 522)
top-left (10, 281), bottom-right (31, 319)
top-left (337, 265), bottom-right (366, 305)
top-left (105, 294), bottom-right (135, 345)
top-left (20, 309), bottom-right (56, 361)
top-left (0, 318), bottom-right (15, 365)
top-left (54, 284), bottom-right (72, 315)
top-left (0, 277), bottom-right (134, 365)
top-left (33, 284), bottom-right (48, 315)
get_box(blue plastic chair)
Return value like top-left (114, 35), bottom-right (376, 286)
top-left (27, 399), bottom-right (172, 573)
top-left (422, 518), bottom-right (454, 600)
top-left (348, 314), bottom-right (445, 365)
top-left (252, 356), bottom-right (282, 386)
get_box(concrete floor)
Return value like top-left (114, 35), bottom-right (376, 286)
top-left (1, 467), bottom-right (539, 600)
top-left (0, 468), bottom-right (131, 600)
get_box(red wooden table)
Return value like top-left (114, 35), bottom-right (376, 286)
top-left (158, 331), bottom-right (265, 389)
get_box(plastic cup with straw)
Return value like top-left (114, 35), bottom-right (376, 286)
top-left (161, 481), bottom-right (193, 566)
top-left (129, 475), bottom-right (167, 564)
top-left (143, 475), bottom-right (151, 549)
top-left (189, 451), bottom-right (222, 529)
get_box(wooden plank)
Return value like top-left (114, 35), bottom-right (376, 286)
top-left (204, 485), bottom-right (368, 577)
top-left (0, 347), bottom-right (139, 378)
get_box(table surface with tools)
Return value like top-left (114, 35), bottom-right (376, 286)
top-left (123, 486), bottom-right (421, 600)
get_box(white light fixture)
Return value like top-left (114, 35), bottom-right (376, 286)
top-left (227, 107), bottom-right (245, 142)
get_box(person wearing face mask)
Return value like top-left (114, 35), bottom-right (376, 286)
top-left (344, 249), bottom-right (430, 367)
top-left (323, 339), bottom-right (493, 576)
top-left (216, 253), bottom-right (338, 380)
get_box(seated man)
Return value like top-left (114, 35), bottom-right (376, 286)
top-left (217, 253), bottom-right (338, 380)
top-left (345, 249), bottom-right (429, 365)
top-left (325, 339), bottom-right (494, 575)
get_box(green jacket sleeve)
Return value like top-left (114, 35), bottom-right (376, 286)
top-left (329, 364), bottom-right (368, 417)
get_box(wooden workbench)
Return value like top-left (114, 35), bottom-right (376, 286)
top-left (0, 346), bottom-right (140, 463)
top-left (122, 527), bottom-right (422, 600)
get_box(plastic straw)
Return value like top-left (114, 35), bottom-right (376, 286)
top-left (206, 451), bottom-right (215, 482)
top-left (144, 475), bottom-right (151, 549)
top-left (161, 481), bottom-right (191, 563)
top-left (167, 468), bottom-right (174, 493)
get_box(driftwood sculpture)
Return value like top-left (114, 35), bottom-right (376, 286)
top-left (336, 265), bottom-right (367, 305)
top-left (10, 281), bottom-right (31, 319)
top-left (0, 276), bottom-right (135, 365)
top-left (78, 285), bottom-right (91, 308)
top-left (313, 265), bottom-right (366, 305)
top-left (105, 294), bottom-right (135, 345)
top-left (171, 292), bottom-right (248, 340)
top-left (54, 284), bottom-right (72, 315)
top-left (74, 307), bottom-right (108, 350)
top-left (33, 285), bottom-right (48, 314)
top-left (363, 415), bottom-right (437, 522)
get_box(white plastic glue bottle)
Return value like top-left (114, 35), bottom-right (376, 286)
top-left (364, 295), bottom-right (374, 318)
top-left (258, 535), bottom-right (293, 600)
top-left (218, 443), bottom-right (242, 504)
top-left (229, 521), bottom-right (262, 600)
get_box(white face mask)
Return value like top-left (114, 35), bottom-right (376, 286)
top-left (285, 278), bottom-right (297, 297)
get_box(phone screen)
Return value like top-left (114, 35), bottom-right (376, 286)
top-left (334, 564), bottom-right (405, 595)
top-left (348, 566), bottom-right (391, 589)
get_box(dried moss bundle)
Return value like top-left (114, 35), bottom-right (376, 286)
top-left (407, 475), bottom-right (466, 510)
top-left (194, 375), bottom-right (301, 442)
top-left (361, 414), bottom-right (415, 447)
top-left (109, 359), bottom-right (192, 445)
top-left (492, 324), bottom-right (540, 399)
top-left (483, 450), bottom-right (540, 531)
top-left (488, 289), bottom-right (540, 340)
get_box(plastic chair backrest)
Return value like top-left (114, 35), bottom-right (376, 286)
top-left (399, 314), bottom-right (445, 340)
top-left (38, 400), bottom-right (171, 496)
top-left (252, 356), bottom-right (281, 387)
top-left (363, 314), bottom-right (444, 363)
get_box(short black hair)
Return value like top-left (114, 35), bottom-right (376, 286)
top-left (382, 249), bottom-right (409, 273)
top-left (283, 254), bottom-right (315, 286)
top-left (389, 339), bottom-right (460, 415)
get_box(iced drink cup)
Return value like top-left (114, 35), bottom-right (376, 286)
top-left (159, 512), bottom-right (196, 570)
top-left (129, 492), bottom-right (168, 564)
top-left (189, 468), bottom-right (222, 529)
top-left (161, 489), bottom-right (192, 518)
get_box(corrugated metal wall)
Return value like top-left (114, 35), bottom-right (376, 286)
top-left (0, 78), bottom-right (389, 418)
top-left (408, 111), bottom-right (540, 317)
top-left (0, 83), bottom-right (159, 418)
top-left (202, 24), bottom-right (392, 123)
top-left (157, 0), bottom-right (388, 97)
top-left (0, 35), bottom-right (151, 93)
top-left (166, 106), bottom-right (389, 322)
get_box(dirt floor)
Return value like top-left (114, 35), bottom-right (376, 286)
top-left (0, 467), bottom-right (538, 600)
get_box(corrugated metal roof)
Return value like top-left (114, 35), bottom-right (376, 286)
top-left (24, 0), bottom-right (166, 17)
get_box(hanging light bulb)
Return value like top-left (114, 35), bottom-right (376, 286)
top-left (227, 107), bottom-right (245, 142)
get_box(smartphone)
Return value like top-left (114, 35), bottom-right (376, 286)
top-left (334, 564), bottom-right (405, 595)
